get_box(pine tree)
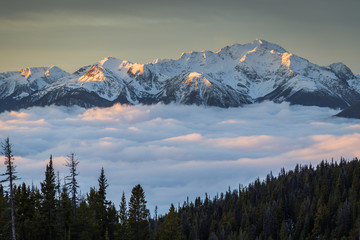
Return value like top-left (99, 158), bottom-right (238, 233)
top-left (65, 153), bottom-right (79, 216)
top-left (41, 155), bottom-right (57, 240)
top-left (0, 184), bottom-right (11, 239)
top-left (108, 202), bottom-right (119, 240)
top-left (155, 204), bottom-right (184, 240)
top-left (30, 184), bottom-right (43, 239)
top-left (56, 171), bottom-right (61, 201)
top-left (119, 192), bottom-right (128, 240)
top-left (76, 199), bottom-right (99, 239)
top-left (59, 186), bottom-right (72, 240)
top-left (98, 167), bottom-right (109, 207)
top-left (91, 167), bottom-right (110, 240)
top-left (15, 183), bottom-right (29, 239)
top-left (128, 184), bottom-right (149, 240)
top-left (1, 137), bottom-right (19, 240)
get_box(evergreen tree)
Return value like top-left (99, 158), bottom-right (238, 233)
top-left (98, 167), bottom-right (109, 240)
top-left (29, 184), bottom-right (43, 239)
top-left (15, 183), bottom-right (30, 239)
top-left (1, 137), bottom-right (19, 240)
top-left (59, 186), bottom-right (72, 240)
top-left (0, 184), bottom-right (11, 239)
top-left (56, 171), bottom-right (61, 201)
top-left (155, 204), bottom-right (184, 240)
top-left (77, 188), bottom-right (101, 240)
top-left (72, 198), bottom-right (98, 240)
top-left (86, 168), bottom-right (110, 240)
top-left (98, 167), bottom-right (109, 207)
top-left (119, 192), bottom-right (128, 240)
top-left (128, 184), bottom-right (149, 240)
top-left (108, 202), bottom-right (119, 240)
top-left (41, 155), bottom-right (57, 240)
top-left (65, 153), bottom-right (79, 216)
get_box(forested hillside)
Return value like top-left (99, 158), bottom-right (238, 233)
top-left (172, 159), bottom-right (360, 240)
top-left (1, 137), bottom-right (360, 239)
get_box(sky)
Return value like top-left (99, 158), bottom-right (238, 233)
top-left (0, 0), bottom-right (359, 74)
top-left (0, 102), bottom-right (359, 214)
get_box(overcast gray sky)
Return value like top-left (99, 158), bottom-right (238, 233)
top-left (1, 0), bottom-right (359, 73)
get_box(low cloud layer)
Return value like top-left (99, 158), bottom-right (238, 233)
top-left (0, 102), bottom-right (359, 214)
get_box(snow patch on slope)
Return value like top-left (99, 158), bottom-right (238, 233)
top-left (185, 72), bottom-right (212, 87)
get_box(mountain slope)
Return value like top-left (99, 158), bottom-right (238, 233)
top-left (172, 159), bottom-right (360, 239)
top-left (1, 39), bottom-right (360, 112)
top-left (336, 101), bottom-right (360, 119)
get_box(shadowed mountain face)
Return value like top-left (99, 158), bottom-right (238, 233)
top-left (336, 102), bottom-right (360, 119)
top-left (1, 39), bottom-right (359, 112)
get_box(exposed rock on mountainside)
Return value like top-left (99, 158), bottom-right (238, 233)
top-left (336, 101), bottom-right (360, 119)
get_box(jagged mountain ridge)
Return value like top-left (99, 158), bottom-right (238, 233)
top-left (1, 39), bottom-right (360, 112)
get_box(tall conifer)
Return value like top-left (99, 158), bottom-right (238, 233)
top-left (119, 192), bottom-right (128, 240)
top-left (128, 184), bottom-right (149, 240)
top-left (41, 155), bottom-right (56, 240)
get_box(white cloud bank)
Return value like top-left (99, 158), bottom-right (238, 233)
top-left (0, 102), bottom-right (359, 214)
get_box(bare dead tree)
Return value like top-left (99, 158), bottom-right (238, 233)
top-left (1, 137), bottom-right (19, 240)
top-left (65, 153), bottom-right (79, 216)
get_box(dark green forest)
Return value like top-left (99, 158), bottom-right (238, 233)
top-left (1, 137), bottom-right (360, 240)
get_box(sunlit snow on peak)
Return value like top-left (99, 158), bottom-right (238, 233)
top-left (19, 67), bottom-right (32, 79)
top-left (281, 52), bottom-right (293, 69)
top-left (185, 72), bottom-right (212, 87)
top-left (78, 65), bottom-right (106, 83)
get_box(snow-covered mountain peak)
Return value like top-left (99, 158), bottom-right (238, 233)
top-left (215, 40), bottom-right (286, 63)
top-left (19, 67), bottom-right (32, 79)
top-left (119, 60), bottom-right (133, 67)
top-left (150, 58), bottom-right (171, 65)
top-left (328, 62), bottom-right (355, 80)
top-left (44, 66), bottom-right (69, 81)
top-left (216, 43), bottom-right (252, 60)
top-left (78, 65), bottom-right (106, 83)
top-left (99, 56), bottom-right (121, 65)
top-left (178, 51), bottom-right (201, 61)
top-left (176, 49), bottom-right (214, 62)
top-left (251, 39), bottom-right (287, 53)
top-left (17, 66), bottom-right (66, 83)
top-left (0, 66), bottom-right (70, 101)
top-left (99, 56), bottom-right (117, 64)
top-left (97, 57), bottom-right (124, 70)
top-left (122, 62), bottom-right (145, 76)
top-left (170, 40), bottom-right (288, 72)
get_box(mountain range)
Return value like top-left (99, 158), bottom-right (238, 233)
top-left (1, 39), bottom-right (359, 113)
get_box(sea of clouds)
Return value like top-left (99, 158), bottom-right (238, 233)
top-left (0, 101), bottom-right (359, 214)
